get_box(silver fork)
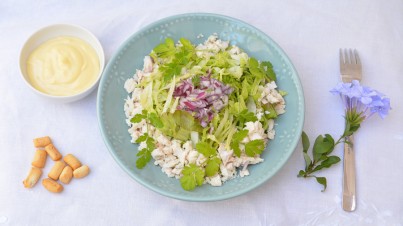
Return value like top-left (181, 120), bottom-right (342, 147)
top-left (339, 49), bottom-right (362, 212)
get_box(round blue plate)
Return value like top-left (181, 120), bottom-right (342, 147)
top-left (97, 13), bottom-right (304, 201)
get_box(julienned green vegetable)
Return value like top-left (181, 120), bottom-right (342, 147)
top-left (127, 36), bottom-right (285, 191)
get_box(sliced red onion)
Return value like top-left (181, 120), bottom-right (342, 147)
top-left (173, 75), bottom-right (233, 127)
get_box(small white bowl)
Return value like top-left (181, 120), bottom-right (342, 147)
top-left (19, 24), bottom-right (105, 103)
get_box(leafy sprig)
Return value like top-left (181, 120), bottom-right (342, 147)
top-left (298, 116), bottom-right (361, 191)
top-left (229, 129), bottom-right (265, 158)
top-left (237, 109), bottom-right (258, 127)
top-left (153, 38), bottom-right (197, 83)
top-left (130, 110), bottom-right (164, 129)
top-left (245, 139), bottom-right (265, 157)
top-left (195, 142), bottom-right (222, 177)
top-left (130, 110), bottom-right (164, 169)
top-left (230, 130), bottom-right (248, 157)
top-left (248, 58), bottom-right (276, 82)
top-left (135, 133), bottom-right (155, 169)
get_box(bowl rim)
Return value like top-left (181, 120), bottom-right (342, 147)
top-left (97, 12), bottom-right (305, 201)
top-left (19, 23), bottom-right (105, 100)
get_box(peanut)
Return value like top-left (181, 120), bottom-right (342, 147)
top-left (73, 165), bottom-right (90, 179)
top-left (59, 166), bottom-right (73, 184)
top-left (33, 136), bottom-right (51, 148)
top-left (63, 154), bottom-right (82, 170)
top-left (23, 167), bottom-right (42, 188)
top-left (45, 143), bottom-right (62, 161)
top-left (31, 149), bottom-right (47, 168)
top-left (42, 178), bottom-right (63, 193)
top-left (48, 161), bottom-right (66, 180)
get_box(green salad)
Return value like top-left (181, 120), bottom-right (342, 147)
top-left (124, 35), bottom-right (286, 190)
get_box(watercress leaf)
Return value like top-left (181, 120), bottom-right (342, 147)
top-left (179, 38), bottom-right (194, 51)
top-left (136, 149), bottom-right (152, 169)
top-left (180, 164), bottom-right (205, 191)
top-left (180, 175), bottom-right (196, 191)
top-left (245, 139), bottom-right (265, 157)
top-left (301, 131), bottom-right (310, 153)
top-left (260, 61), bottom-right (276, 81)
top-left (195, 142), bottom-right (216, 157)
top-left (263, 103), bottom-right (278, 119)
top-left (232, 129), bottom-right (249, 142)
top-left (153, 38), bottom-right (176, 58)
top-left (315, 176), bottom-right (327, 192)
top-left (230, 142), bottom-right (241, 157)
top-left (205, 156), bottom-right (221, 177)
top-left (130, 114), bottom-right (146, 123)
top-left (146, 137), bottom-right (155, 151)
top-left (238, 109), bottom-right (258, 122)
top-left (148, 112), bottom-right (164, 128)
top-left (135, 133), bottom-right (148, 143)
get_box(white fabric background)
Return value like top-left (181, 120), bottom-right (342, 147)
top-left (1, 0), bottom-right (402, 225)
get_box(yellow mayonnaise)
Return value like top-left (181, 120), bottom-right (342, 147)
top-left (27, 36), bottom-right (100, 96)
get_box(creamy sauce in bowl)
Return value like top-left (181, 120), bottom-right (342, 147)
top-left (27, 36), bottom-right (100, 96)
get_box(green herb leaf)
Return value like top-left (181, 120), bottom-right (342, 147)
top-left (179, 38), bottom-right (193, 50)
top-left (230, 142), bottom-right (241, 157)
top-left (260, 61), bottom-right (276, 81)
top-left (298, 132), bottom-right (341, 191)
top-left (301, 131), bottom-right (310, 153)
top-left (312, 156), bottom-right (341, 173)
top-left (136, 148), bottom-right (152, 169)
top-left (195, 142), bottom-right (216, 157)
top-left (232, 129), bottom-right (249, 142)
top-left (130, 113), bottom-right (146, 123)
top-left (245, 139), bottom-right (265, 157)
top-left (248, 58), bottom-right (265, 79)
top-left (230, 130), bottom-right (249, 157)
top-left (315, 177), bottom-right (327, 192)
top-left (153, 38), bottom-right (176, 59)
top-left (180, 164), bottom-right (205, 191)
top-left (205, 156), bottom-right (222, 177)
top-left (263, 103), bottom-right (278, 119)
top-left (297, 170), bottom-right (306, 177)
top-left (146, 137), bottom-right (156, 151)
top-left (238, 109), bottom-right (258, 123)
top-left (135, 134), bottom-right (155, 169)
top-left (161, 61), bottom-right (183, 83)
top-left (312, 134), bottom-right (334, 161)
top-left (148, 112), bottom-right (164, 128)
top-left (303, 153), bottom-right (312, 171)
top-left (135, 133), bottom-right (148, 143)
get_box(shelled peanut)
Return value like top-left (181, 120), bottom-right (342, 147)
top-left (23, 136), bottom-right (90, 193)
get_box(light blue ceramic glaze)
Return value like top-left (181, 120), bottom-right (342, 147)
top-left (97, 13), bottom-right (304, 201)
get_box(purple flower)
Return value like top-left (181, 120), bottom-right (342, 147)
top-left (331, 80), bottom-right (391, 120)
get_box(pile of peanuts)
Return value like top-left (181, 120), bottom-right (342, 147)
top-left (23, 136), bottom-right (90, 193)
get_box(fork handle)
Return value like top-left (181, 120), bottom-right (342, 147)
top-left (342, 135), bottom-right (356, 212)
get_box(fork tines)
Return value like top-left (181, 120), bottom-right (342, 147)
top-left (339, 48), bottom-right (361, 65)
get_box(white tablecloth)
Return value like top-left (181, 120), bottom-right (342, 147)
top-left (1, 1), bottom-right (402, 225)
